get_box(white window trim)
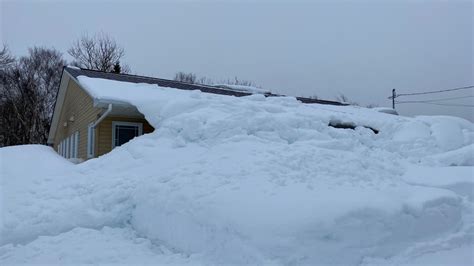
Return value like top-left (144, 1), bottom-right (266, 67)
top-left (87, 124), bottom-right (95, 158)
top-left (112, 121), bottom-right (143, 148)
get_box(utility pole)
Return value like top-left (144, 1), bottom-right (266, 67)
top-left (391, 89), bottom-right (396, 109)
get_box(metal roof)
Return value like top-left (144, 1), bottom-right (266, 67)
top-left (65, 67), bottom-right (345, 106)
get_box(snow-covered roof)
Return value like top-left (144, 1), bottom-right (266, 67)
top-left (66, 67), bottom-right (254, 98)
top-left (64, 67), bottom-right (345, 105)
top-left (212, 84), bottom-right (271, 94)
top-left (47, 67), bottom-right (345, 144)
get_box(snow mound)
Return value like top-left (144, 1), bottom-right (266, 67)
top-left (372, 107), bottom-right (399, 115)
top-left (0, 144), bottom-right (72, 177)
top-left (402, 166), bottom-right (474, 199)
top-left (425, 144), bottom-right (474, 166)
top-left (0, 226), bottom-right (203, 265)
top-left (1, 77), bottom-right (473, 265)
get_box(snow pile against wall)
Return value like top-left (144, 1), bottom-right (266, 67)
top-left (1, 77), bottom-right (473, 265)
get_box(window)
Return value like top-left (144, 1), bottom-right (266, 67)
top-left (73, 131), bottom-right (79, 158)
top-left (112, 121), bottom-right (143, 148)
top-left (58, 131), bottom-right (80, 159)
top-left (87, 124), bottom-right (95, 158)
top-left (61, 140), bottom-right (65, 157)
top-left (69, 135), bottom-right (74, 159)
top-left (65, 137), bottom-right (70, 159)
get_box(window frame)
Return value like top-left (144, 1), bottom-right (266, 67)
top-left (87, 124), bottom-right (95, 158)
top-left (64, 139), bottom-right (67, 157)
top-left (69, 135), bottom-right (74, 159)
top-left (65, 137), bottom-right (70, 159)
top-left (111, 121), bottom-right (143, 148)
top-left (61, 140), bottom-right (65, 157)
top-left (73, 131), bottom-right (79, 158)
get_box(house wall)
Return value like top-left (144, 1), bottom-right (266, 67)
top-left (53, 78), bottom-right (155, 161)
top-left (96, 116), bottom-right (155, 157)
top-left (53, 79), bottom-right (102, 160)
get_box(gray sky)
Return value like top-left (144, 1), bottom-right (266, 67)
top-left (2, 0), bottom-right (473, 120)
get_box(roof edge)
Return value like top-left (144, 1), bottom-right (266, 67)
top-left (47, 68), bottom-right (70, 144)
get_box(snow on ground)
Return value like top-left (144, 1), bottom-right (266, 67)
top-left (362, 245), bottom-right (474, 266)
top-left (402, 166), bottom-right (474, 199)
top-left (1, 76), bottom-right (473, 265)
top-left (0, 227), bottom-right (203, 265)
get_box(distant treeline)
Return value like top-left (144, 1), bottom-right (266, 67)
top-left (0, 33), bottom-right (259, 147)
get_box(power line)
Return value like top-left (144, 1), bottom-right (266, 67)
top-left (395, 95), bottom-right (474, 103)
top-left (388, 85), bottom-right (474, 109)
top-left (395, 101), bottom-right (474, 107)
top-left (395, 85), bottom-right (474, 97)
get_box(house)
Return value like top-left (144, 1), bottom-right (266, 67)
top-left (48, 67), bottom-right (344, 161)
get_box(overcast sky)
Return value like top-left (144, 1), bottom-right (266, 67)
top-left (2, 0), bottom-right (473, 120)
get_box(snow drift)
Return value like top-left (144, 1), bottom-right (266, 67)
top-left (1, 77), bottom-right (473, 265)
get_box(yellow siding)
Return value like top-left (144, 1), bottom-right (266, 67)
top-left (53, 79), bottom-right (155, 161)
top-left (53, 80), bottom-right (101, 160)
top-left (96, 116), bottom-right (154, 157)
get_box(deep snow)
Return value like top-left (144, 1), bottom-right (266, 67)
top-left (1, 77), bottom-right (473, 265)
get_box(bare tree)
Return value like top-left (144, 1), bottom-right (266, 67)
top-left (0, 45), bottom-right (14, 70)
top-left (221, 76), bottom-right (255, 87)
top-left (174, 72), bottom-right (197, 83)
top-left (0, 45), bottom-right (15, 146)
top-left (173, 71), bottom-right (257, 87)
top-left (0, 47), bottom-right (65, 146)
top-left (196, 76), bottom-right (213, 85)
top-left (174, 72), bottom-right (214, 85)
top-left (68, 33), bottom-right (130, 73)
top-left (336, 94), bottom-right (359, 106)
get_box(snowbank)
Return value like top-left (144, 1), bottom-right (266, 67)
top-left (1, 77), bottom-right (473, 265)
top-left (0, 145), bottom-right (74, 244)
top-left (0, 226), bottom-right (203, 265)
top-left (402, 166), bottom-right (474, 199)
